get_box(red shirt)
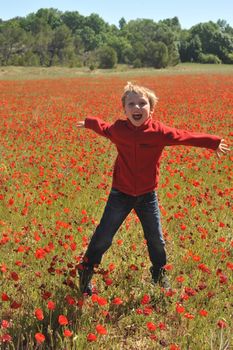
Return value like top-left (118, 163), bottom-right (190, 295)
top-left (85, 117), bottom-right (221, 196)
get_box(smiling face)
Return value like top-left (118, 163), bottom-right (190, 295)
top-left (124, 92), bottom-right (153, 127)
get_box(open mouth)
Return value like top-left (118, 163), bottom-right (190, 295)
top-left (132, 114), bottom-right (143, 121)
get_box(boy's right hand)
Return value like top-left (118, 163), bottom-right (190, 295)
top-left (77, 121), bottom-right (85, 128)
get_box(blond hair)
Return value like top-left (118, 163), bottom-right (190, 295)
top-left (121, 82), bottom-right (158, 111)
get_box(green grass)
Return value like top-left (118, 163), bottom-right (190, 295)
top-left (1, 63), bottom-right (233, 81)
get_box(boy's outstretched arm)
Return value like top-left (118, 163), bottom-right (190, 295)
top-left (215, 139), bottom-right (230, 158)
top-left (76, 117), bottom-right (113, 140)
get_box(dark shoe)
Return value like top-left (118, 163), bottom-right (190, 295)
top-left (150, 266), bottom-right (171, 290)
top-left (78, 266), bottom-right (94, 296)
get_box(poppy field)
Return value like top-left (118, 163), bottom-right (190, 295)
top-left (0, 71), bottom-right (233, 349)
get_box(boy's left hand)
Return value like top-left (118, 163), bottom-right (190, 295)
top-left (215, 139), bottom-right (230, 158)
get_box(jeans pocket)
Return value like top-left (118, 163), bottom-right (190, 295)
top-left (145, 190), bottom-right (156, 201)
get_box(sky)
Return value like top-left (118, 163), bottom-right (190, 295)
top-left (1, 0), bottom-right (233, 29)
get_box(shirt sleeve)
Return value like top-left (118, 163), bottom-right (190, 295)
top-left (159, 123), bottom-right (221, 150)
top-left (85, 116), bottom-right (113, 140)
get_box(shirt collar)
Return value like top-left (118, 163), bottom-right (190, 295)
top-left (126, 117), bottom-right (152, 131)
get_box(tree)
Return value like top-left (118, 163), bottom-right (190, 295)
top-left (98, 45), bottom-right (117, 68)
top-left (190, 22), bottom-right (219, 53)
top-left (126, 19), bottom-right (158, 43)
top-left (33, 24), bottom-right (53, 66)
top-left (0, 21), bottom-right (28, 65)
top-left (18, 13), bottom-right (37, 32)
top-left (154, 22), bottom-right (176, 47)
top-left (48, 24), bottom-right (74, 65)
top-left (1, 9), bottom-right (233, 67)
top-left (209, 31), bottom-right (233, 62)
top-left (217, 19), bottom-right (233, 35)
top-left (123, 19), bottom-right (179, 67)
top-left (73, 33), bottom-right (85, 55)
top-left (121, 46), bottom-right (136, 64)
top-left (119, 17), bottom-right (126, 30)
top-left (35, 8), bottom-right (62, 29)
top-left (146, 41), bottom-right (168, 68)
top-left (178, 30), bottom-right (191, 62)
top-left (85, 13), bottom-right (107, 34)
top-left (104, 33), bottom-right (131, 63)
top-left (61, 11), bottom-right (85, 33)
top-left (168, 42), bottom-right (180, 66)
top-left (189, 21), bottom-right (233, 63)
top-left (159, 16), bottom-right (181, 32)
top-left (122, 19), bottom-right (156, 65)
top-left (188, 34), bottom-right (202, 61)
top-left (76, 26), bottom-right (100, 51)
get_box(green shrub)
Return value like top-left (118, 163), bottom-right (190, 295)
top-left (224, 52), bottom-right (233, 64)
top-left (98, 45), bottom-right (118, 69)
top-left (133, 58), bottom-right (142, 68)
top-left (198, 53), bottom-right (221, 64)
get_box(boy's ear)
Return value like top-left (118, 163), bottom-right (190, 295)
top-left (150, 109), bottom-right (154, 117)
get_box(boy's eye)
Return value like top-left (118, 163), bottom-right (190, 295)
top-left (139, 102), bottom-right (147, 107)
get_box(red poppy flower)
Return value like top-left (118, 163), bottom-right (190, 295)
top-left (47, 300), bottom-right (56, 310)
top-left (58, 315), bottom-right (68, 326)
top-left (198, 263), bottom-right (211, 274)
top-left (1, 334), bottom-right (12, 342)
top-left (170, 345), bottom-right (181, 350)
top-left (35, 308), bottom-right (44, 321)
top-left (10, 272), bottom-right (19, 281)
top-left (87, 333), bottom-right (97, 342)
top-left (199, 309), bottom-right (208, 317)
top-left (112, 297), bottom-right (123, 305)
top-left (141, 294), bottom-right (150, 305)
top-left (35, 333), bottom-right (45, 344)
top-left (97, 296), bottom-right (108, 306)
top-left (176, 303), bottom-right (185, 314)
top-left (63, 329), bottom-right (73, 337)
top-left (96, 324), bottom-right (107, 335)
top-left (104, 277), bottom-right (113, 286)
top-left (10, 301), bottom-right (21, 309)
top-left (184, 312), bottom-right (195, 320)
top-left (147, 322), bottom-right (157, 331)
top-left (65, 295), bottom-right (75, 305)
top-left (143, 306), bottom-right (153, 315)
top-left (1, 320), bottom-right (10, 329)
top-left (2, 293), bottom-right (10, 301)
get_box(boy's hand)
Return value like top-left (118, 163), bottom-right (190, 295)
top-left (215, 139), bottom-right (230, 158)
top-left (77, 121), bottom-right (85, 128)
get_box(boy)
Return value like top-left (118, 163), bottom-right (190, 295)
top-left (76, 82), bottom-right (229, 295)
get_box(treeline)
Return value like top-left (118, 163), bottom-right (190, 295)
top-left (0, 8), bottom-right (233, 69)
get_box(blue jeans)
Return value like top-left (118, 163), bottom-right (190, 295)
top-left (83, 188), bottom-right (166, 270)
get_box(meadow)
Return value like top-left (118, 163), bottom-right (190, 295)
top-left (0, 65), bottom-right (233, 349)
